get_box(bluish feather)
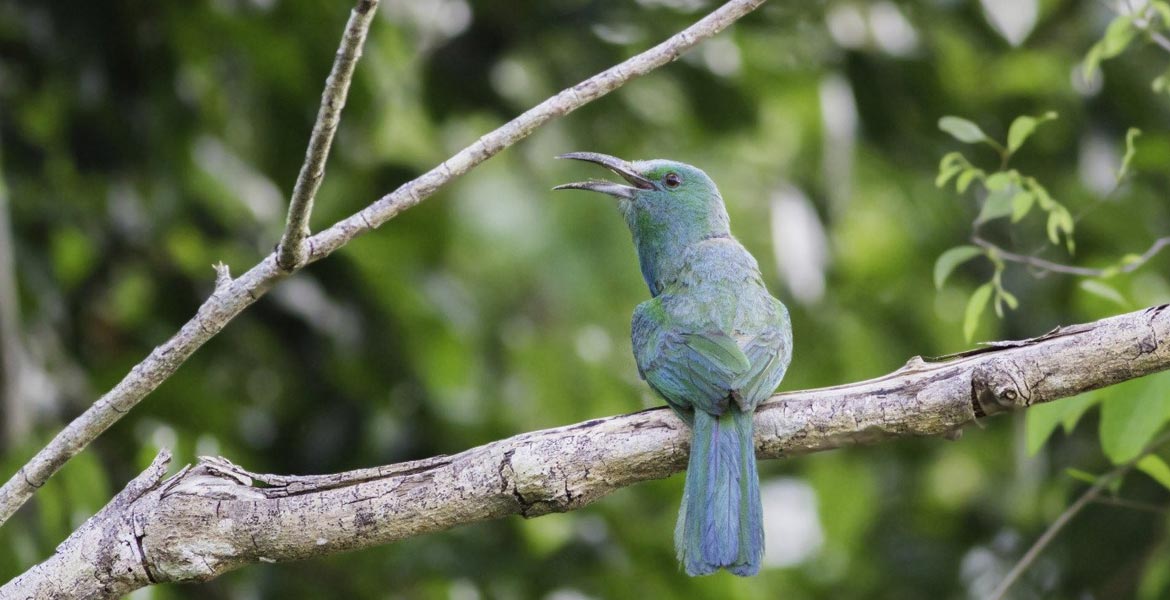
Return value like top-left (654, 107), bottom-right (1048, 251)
top-left (676, 407), bottom-right (762, 576)
top-left (558, 154), bottom-right (791, 577)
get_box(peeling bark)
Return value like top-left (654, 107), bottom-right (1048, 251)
top-left (5, 305), bottom-right (1167, 599)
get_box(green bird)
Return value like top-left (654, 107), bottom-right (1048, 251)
top-left (555, 152), bottom-right (793, 576)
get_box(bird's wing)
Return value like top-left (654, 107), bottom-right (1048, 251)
top-left (632, 299), bottom-right (752, 416)
top-left (735, 318), bottom-right (793, 411)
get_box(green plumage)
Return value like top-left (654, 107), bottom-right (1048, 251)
top-left (556, 153), bottom-right (793, 577)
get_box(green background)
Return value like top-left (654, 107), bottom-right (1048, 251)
top-left (2, 0), bottom-right (1170, 598)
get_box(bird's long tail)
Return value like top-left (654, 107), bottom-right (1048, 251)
top-left (675, 405), bottom-right (763, 576)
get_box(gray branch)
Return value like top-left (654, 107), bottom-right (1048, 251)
top-left (0, 0), bottom-right (768, 528)
top-left (973, 235), bottom-right (1170, 278)
top-left (5, 304), bottom-right (1167, 599)
top-left (277, 0), bottom-right (378, 270)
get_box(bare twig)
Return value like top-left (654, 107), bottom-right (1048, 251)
top-left (0, 0), bottom-right (769, 528)
top-left (990, 431), bottom-right (1170, 600)
top-left (277, 0), bottom-right (378, 270)
top-left (1130, 5), bottom-right (1170, 53)
top-left (1141, 22), bottom-right (1170, 53)
top-left (1092, 496), bottom-right (1169, 514)
top-left (300, 0), bottom-right (768, 261)
top-left (5, 303), bottom-right (1170, 598)
top-left (973, 236), bottom-right (1170, 278)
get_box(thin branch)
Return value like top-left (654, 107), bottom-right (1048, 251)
top-left (300, 0), bottom-right (767, 261)
top-left (1094, 0), bottom-right (1170, 52)
top-left (989, 432), bottom-right (1170, 600)
top-left (991, 474), bottom-right (1118, 600)
top-left (1092, 496), bottom-right (1169, 514)
top-left (277, 0), bottom-right (378, 270)
top-left (1141, 22), bottom-right (1170, 53)
top-left (973, 236), bottom-right (1170, 278)
top-left (0, 0), bottom-right (769, 528)
top-left (5, 303), bottom-right (1170, 599)
top-left (1129, 5), bottom-right (1170, 53)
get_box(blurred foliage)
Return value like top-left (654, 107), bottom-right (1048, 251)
top-left (2, 0), bottom-right (1170, 598)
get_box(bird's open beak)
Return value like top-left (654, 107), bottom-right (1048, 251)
top-left (553, 152), bottom-right (654, 199)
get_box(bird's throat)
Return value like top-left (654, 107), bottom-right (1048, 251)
top-left (624, 203), bottom-right (730, 297)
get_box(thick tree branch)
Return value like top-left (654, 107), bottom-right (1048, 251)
top-left (5, 305), bottom-right (1168, 599)
top-left (3, 451), bottom-right (173, 599)
top-left (277, 0), bottom-right (378, 270)
top-left (0, 0), bottom-right (768, 527)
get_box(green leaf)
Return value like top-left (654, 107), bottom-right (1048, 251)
top-left (938, 151), bottom-right (965, 171)
top-left (939, 116), bottom-right (989, 144)
top-left (963, 283), bottom-right (993, 342)
top-left (1011, 190), bottom-right (1035, 222)
top-left (937, 152), bottom-right (968, 188)
top-left (992, 280), bottom-right (1016, 317)
top-left (1058, 207), bottom-right (1076, 253)
top-left (1043, 204), bottom-right (1071, 246)
top-left (1065, 468), bottom-right (1099, 485)
top-left (1099, 372), bottom-right (1170, 463)
top-left (1083, 42), bottom-right (1104, 80)
top-left (984, 171), bottom-right (1013, 191)
top-left (1118, 127), bottom-right (1141, 182)
top-left (1138, 455), bottom-right (1170, 491)
top-left (1059, 206), bottom-right (1074, 232)
top-left (1080, 279), bottom-right (1128, 307)
top-left (934, 246), bottom-right (983, 289)
top-left (1120, 253), bottom-right (1145, 266)
top-left (1081, 17), bottom-right (1135, 79)
top-left (1027, 403), bottom-right (1069, 455)
top-left (1137, 555), bottom-right (1170, 600)
top-left (976, 187), bottom-right (1016, 224)
top-left (1007, 112), bottom-right (1058, 155)
top-left (1100, 15), bottom-right (1137, 59)
top-left (1028, 179), bottom-right (1055, 210)
top-left (1027, 394), bottom-right (1102, 454)
top-left (1046, 209), bottom-right (1066, 246)
top-left (999, 287), bottom-right (1019, 310)
top-left (1062, 393), bottom-right (1102, 433)
top-left (936, 163), bottom-right (963, 188)
top-left (956, 168), bottom-right (983, 193)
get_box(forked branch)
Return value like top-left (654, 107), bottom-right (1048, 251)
top-left (277, 0), bottom-right (379, 270)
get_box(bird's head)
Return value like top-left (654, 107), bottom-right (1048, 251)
top-left (553, 152), bottom-right (730, 241)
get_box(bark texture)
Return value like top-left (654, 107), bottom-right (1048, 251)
top-left (277, 0), bottom-right (378, 270)
top-left (5, 305), bottom-right (1167, 599)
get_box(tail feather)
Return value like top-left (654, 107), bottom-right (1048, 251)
top-left (730, 409), bottom-right (763, 576)
top-left (675, 407), bottom-right (763, 576)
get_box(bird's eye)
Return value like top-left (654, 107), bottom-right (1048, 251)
top-left (663, 172), bottom-right (682, 189)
